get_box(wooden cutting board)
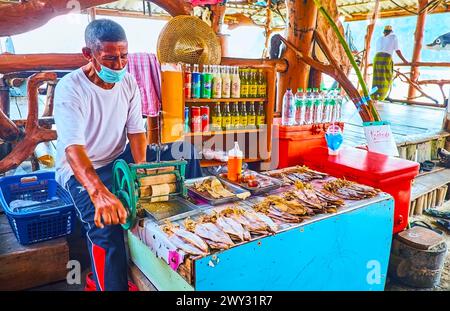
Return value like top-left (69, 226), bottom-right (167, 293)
top-left (396, 226), bottom-right (445, 250)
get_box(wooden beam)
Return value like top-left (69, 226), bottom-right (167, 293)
top-left (92, 8), bottom-right (171, 20)
top-left (221, 57), bottom-right (288, 73)
top-left (0, 0), bottom-right (115, 37)
top-left (363, 0), bottom-right (381, 83)
top-left (408, 0), bottom-right (429, 100)
top-left (0, 53), bottom-right (87, 74)
top-left (150, 0), bottom-right (191, 16)
top-left (278, 0), bottom-right (318, 106)
top-left (369, 62), bottom-right (450, 67)
top-left (386, 97), bottom-right (446, 108)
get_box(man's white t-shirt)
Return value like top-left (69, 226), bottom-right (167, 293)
top-left (54, 68), bottom-right (146, 187)
top-left (376, 33), bottom-right (399, 56)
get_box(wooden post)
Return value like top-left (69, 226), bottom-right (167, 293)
top-left (211, 3), bottom-right (228, 56)
top-left (0, 78), bottom-right (10, 117)
top-left (278, 0), bottom-right (318, 106)
top-left (363, 0), bottom-right (381, 82)
top-left (263, 0), bottom-right (273, 59)
top-left (87, 7), bottom-right (96, 22)
top-left (408, 0), bottom-right (428, 100)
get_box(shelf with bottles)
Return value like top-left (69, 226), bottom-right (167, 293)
top-left (185, 128), bottom-right (263, 137)
top-left (185, 98), bottom-right (267, 104)
top-left (184, 101), bottom-right (267, 137)
top-left (183, 63), bottom-right (268, 102)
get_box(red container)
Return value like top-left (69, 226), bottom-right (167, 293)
top-left (273, 121), bottom-right (344, 169)
top-left (201, 106), bottom-right (210, 132)
top-left (184, 71), bottom-right (192, 99)
top-left (298, 146), bottom-right (419, 234)
top-left (190, 106), bottom-right (202, 132)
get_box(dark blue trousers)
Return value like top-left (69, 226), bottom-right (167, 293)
top-left (66, 143), bottom-right (202, 291)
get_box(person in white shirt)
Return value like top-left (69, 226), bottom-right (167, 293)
top-left (372, 25), bottom-right (408, 101)
top-left (54, 19), bottom-right (201, 291)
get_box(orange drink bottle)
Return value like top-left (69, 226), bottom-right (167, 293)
top-left (227, 141), bottom-right (243, 182)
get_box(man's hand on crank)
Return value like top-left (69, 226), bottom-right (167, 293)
top-left (91, 186), bottom-right (128, 228)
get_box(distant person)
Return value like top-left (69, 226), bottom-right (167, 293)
top-left (372, 25), bottom-right (408, 101)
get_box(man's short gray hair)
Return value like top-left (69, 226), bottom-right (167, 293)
top-left (85, 19), bottom-right (127, 50)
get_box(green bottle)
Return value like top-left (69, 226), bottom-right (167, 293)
top-left (240, 69), bottom-right (249, 98)
top-left (249, 70), bottom-right (258, 98)
top-left (211, 102), bottom-right (222, 131)
top-left (222, 102), bottom-right (231, 129)
top-left (257, 69), bottom-right (267, 98)
top-left (231, 102), bottom-right (240, 129)
top-left (247, 101), bottom-right (256, 127)
top-left (239, 102), bottom-right (248, 128)
top-left (256, 101), bottom-right (265, 128)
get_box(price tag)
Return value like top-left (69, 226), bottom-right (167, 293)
top-left (363, 121), bottom-right (399, 157)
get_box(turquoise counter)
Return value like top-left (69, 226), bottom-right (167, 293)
top-left (128, 194), bottom-right (394, 291)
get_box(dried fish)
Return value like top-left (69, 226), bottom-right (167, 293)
top-left (162, 221), bottom-right (209, 255)
top-left (215, 214), bottom-right (249, 242)
top-left (168, 235), bottom-right (207, 256)
top-left (265, 166), bottom-right (328, 185)
top-left (194, 177), bottom-right (235, 199)
top-left (184, 217), bottom-right (234, 250)
top-left (323, 179), bottom-right (379, 200)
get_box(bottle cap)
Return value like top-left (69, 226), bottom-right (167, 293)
top-left (297, 88), bottom-right (303, 92)
top-left (228, 141), bottom-right (243, 157)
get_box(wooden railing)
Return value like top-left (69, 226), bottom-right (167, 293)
top-left (368, 62), bottom-right (450, 107)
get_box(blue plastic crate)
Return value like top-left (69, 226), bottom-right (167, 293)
top-left (0, 171), bottom-right (76, 245)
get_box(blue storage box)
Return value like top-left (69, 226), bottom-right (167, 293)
top-left (0, 171), bottom-right (76, 245)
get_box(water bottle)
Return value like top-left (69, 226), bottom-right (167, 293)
top-left (312, 88), bottom-right (322, 124)
top-left (304, 88), bottom-right (313, 124)
top-left (281, 88), bottom-right (295, 126)
top-left (294, 88), bottom-right (305, 125)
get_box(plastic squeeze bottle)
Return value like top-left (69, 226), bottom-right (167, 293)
top-left (227, 141), bottom-right (243, 182)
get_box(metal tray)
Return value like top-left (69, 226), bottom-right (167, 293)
top-left (185, 176), bottom-right (250, 206)
top-left (140, 196), bottom-right (204, 223)
top-left (218, 170), bottom-right (283, 195)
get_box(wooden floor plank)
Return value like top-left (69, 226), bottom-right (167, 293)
top-left (343, 101), bottom-right (448, 147)
top-left (411, 169), bottom-right (450, 201)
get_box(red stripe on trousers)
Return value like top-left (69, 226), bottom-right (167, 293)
top-left (92, 244), bottom-right (106, 291)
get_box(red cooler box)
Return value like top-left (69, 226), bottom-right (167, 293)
top-left (273, 122), bottom-right (344, 169)
top-left (299, 146), bottom-right (419, 233)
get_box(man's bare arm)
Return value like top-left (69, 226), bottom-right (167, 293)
top-left (396, 50), bottom-right (408, 64)
top-left (66, 145), bottom-right (127, 228)
top-left (127, 132), bottom-right (147, 164)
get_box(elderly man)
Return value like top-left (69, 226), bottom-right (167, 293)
top-left (372, 25), bottom-right (409, 101)
top-left (54, 19), bottom-right (201, 291)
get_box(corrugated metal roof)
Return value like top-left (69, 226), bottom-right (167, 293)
top-left (95, 0), bottom-right (450, 22)
top-left (337, 0), bottom-right (450, 19)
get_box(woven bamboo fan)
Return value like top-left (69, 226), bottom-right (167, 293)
top-left (157, 15), bottom-right (221, 65)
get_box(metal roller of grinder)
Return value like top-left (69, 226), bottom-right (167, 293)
top-left (113, 159), bottom-right (188, 230)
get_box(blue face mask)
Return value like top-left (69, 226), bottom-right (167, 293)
top-left (94, 60), bottom-right (127, 84)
